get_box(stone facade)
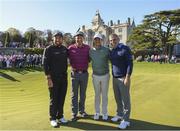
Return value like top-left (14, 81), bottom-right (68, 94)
top-left (80, 10), bottom-right (135, 47)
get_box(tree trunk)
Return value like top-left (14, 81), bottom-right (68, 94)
top-left (29, 33), bottom-right (33, 48)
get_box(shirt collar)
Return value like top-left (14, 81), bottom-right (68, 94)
top-left (53, 44), bottom-right (62, 48)
top-left (95, 45), bottom-right (102, 50)
top-left (114, 43), bottom-right (123, 49)
top-left (75, 43), bottom-right (85, 48)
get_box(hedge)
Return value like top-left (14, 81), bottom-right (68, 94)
top-left (24, 48), bottom-right (44, 54)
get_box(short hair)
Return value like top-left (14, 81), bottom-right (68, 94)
top-left (74, 31), bottom-right (84, 37)
top-left (53, 31), bottom-right (63, 37)
top-left (109, 33), bottom-right (120, 41)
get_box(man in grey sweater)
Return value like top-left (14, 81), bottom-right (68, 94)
top-left (89, 33), bottom-right (110, 121)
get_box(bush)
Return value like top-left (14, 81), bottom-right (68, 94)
top-left (24, 48), bottom-right (44, 55)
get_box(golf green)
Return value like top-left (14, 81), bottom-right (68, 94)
top-left (0, 62), bottom-right (180, 130)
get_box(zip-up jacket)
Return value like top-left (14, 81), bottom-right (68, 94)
top-left (42, 45), bottom-right (68, 77)
top-left (110, 43), bottom-right (133, 78)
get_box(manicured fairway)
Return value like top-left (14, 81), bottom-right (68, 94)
top-left (0, 62), bottom-right (180, 130)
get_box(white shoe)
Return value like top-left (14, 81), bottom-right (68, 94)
top-left (102, 114), bottom-right (108, 120)
top-left (59, 117), bottom-right (68, 123)
top-left (94, 113), bottom-right (100, 120)
top-left (50, 120), bottom-right (58, 127)
top-left (118, 120), bottom-right (130, 129)
top-left (111, 115), bottom-right (122, 122)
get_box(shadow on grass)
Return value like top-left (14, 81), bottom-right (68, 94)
top-left (129, 119), bottom-right (180, 130)
top-left (61, 115), bottom-right (180, 130)
top-left (0, 67), bottom-right (43, 75)
top-left (0, 67), bottom-right (43, 81)
top-left (62, 121), bottom-right (117, 130)
top-left (0, 71), bottom-right (20, 82)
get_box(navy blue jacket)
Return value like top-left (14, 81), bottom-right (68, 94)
top-left (110, 43), bottom-right (133, 78)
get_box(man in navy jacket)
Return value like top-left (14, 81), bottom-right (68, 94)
top-left (109, 33), bottom-right (133, 129)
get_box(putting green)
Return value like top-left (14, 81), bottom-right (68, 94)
top-left (0, 62), bottom-right (180, 130)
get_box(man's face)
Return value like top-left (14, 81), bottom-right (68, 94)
top-left (94, 38), bottom-right (101, 47)
top-left (54, 36), bottom-right (63, 46)
top-left (109, 35), bottom-right (119, 48)
top-left (75, 35), bottom-right (84, 45)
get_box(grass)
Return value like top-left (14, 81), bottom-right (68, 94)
top-left (0, 62), bottom-right (180, 130)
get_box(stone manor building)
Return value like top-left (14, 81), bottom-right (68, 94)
top-left (80, 10), bottom-right (135, 47)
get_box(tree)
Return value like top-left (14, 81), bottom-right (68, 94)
top-left (24, 27), bottom-right (37, 48)
top-left (44, 29), bottom-right (53, 45)
top-left (34, 30), bottom-right (44, 47)
top-left (128, 9), bottom-right (180, 55)
top-left (144, 9), bottom-right (180, 54)
top-left (0, 31), bottom-right (6, 47)
top-left (7, 28), bottom-right (22, 43)
top-left (5, 32), bottom-right (10, 47)
top-left (63, 33), bottom-right (73, 47)
top-left (128, 24), bottom-right (159, 52)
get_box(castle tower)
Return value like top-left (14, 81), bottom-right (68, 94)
top-left (81, 10), bottom-right (135, 47)
top-left (92, 10), bottom-right (104, 27)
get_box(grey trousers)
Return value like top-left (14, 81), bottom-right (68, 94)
top-left (71, 71), bottom-right (88, 116)
top-left (113, 77), bottom-right (131, 121)
top-left (92, 73), bottom-right (110, 115)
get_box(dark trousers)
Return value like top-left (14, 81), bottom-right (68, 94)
top-left (71, 71), bottom-right (88, 116)
top-left (49, 74), bottom-right (67, 120)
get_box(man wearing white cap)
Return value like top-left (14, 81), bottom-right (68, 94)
top-left (89, 33), bottom-right (110, 120)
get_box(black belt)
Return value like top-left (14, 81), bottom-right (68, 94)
top-left (114, 76), bottom-right (125, 78)
top-left (73, 70), bottom-right (87, 74)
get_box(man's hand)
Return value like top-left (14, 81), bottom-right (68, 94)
top-left (46, 75), bottom-right (53, 88)
top-left (124, 75), bottom-right (131, 87)
top-left (47, 78), bottom-right (53, 88)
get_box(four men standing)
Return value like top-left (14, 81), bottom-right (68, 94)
top-left (43, 32), bottom-right (133, 129)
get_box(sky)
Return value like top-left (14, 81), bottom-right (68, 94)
top-left (0, 0), bottom-right (179, 34)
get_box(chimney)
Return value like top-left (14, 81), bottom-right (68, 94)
top-left (110, 20), bottom-right (113, 26)
top-left (128, 17), bottom-right (131, 25)
top-left (82, 25), bottom-right (85, 31)
top-left (117, 20), bottom-right (120, 24)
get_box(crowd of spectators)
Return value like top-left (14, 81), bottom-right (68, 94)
top-left (0, 53), bottom-right (42, 69)
top-left (0, 42), bottom-right (48, 48)
top-left (136, 54), bottom-right (178, 64)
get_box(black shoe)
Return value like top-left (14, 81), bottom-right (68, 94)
top-left (71, 115), bottom-right (78, 121)
top-left (80, 112), bottom-right (88, 117)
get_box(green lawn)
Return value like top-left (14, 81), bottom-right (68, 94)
top-left (0, 62), bottom-right (180, 130)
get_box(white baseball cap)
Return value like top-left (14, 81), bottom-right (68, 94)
top-left (93, 33), bottom-right (102, 40)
